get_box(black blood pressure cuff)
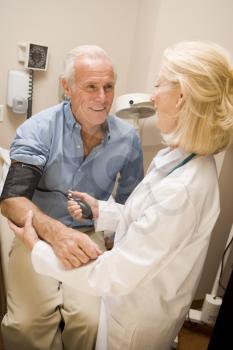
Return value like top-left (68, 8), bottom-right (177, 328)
top-left (0, 162), bottom-right (43, 201)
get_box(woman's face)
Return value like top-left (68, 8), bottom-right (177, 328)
top-left (151, 75), bottom-right (183, 134)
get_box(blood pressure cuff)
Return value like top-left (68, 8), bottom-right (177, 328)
top-left (0, 162), bottom-right (43, 201)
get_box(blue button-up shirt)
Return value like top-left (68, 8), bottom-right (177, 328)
top-left (10, 102), bottom-right (144, 227)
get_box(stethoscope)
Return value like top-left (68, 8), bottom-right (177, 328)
top-left (166, 153), bottom-right (196, 176)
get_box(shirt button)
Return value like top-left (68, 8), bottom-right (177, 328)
top-left (77, 145), bottom-right (80, 149)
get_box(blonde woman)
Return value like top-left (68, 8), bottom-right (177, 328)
top-left (10, 41), bottom-right (233, 350)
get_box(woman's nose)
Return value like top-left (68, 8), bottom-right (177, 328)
top-left (151, 92), bottom-right (157, 104)
top-left (150, 93), bottom-right (157, 111)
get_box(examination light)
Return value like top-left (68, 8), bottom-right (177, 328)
top-left (115, 93), bottom-right (155, 129)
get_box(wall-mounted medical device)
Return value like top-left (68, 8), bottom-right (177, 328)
top-left (18, 42), bottom-right (49, 71)
top-left (7, 70), bottom-right (30, 114)
top-left (7, 41), bottom-right (49, 118)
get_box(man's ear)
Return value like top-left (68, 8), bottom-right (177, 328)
top-left (62, 78), bottom-right (71, 99)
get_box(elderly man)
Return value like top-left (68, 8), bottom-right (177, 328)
top-left (0, 45), bottom-right (144, 350)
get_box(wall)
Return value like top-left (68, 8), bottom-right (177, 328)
top-left (0, 0), bottom-right (140, 148)
top-left (146, 0), bottom-right (233, 91)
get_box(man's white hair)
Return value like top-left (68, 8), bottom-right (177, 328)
top-left (63, 45), bottom-right (115, 86)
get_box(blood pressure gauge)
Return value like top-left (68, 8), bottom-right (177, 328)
top-left (25, 43), bottom-right (49, 71)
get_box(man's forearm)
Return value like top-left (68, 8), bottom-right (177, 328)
top-left (0, 197), bottom-right (66, 244)
top-left (1, 197), bottom-right (39, 225)
top-left (1, 196), bottom-right (101, 267)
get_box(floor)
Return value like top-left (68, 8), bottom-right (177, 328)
top-left (178, 321), bottom-right (213, 350)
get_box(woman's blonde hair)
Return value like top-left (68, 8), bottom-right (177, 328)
top-left (161, 41), bottom-right (233, 155)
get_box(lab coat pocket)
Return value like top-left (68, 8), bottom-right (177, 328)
top-left (107, 314), bottom-right (136, 350)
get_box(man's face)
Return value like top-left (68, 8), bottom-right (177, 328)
top-left (63, 57), bottom-right (115, 130)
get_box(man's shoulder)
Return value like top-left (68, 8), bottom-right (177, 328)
top-left (17, 103), bottom-right (65, 132)
top-left (31, 103), bottom-right (64, 122)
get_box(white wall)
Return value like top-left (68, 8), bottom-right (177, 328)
top-left (146, 0), bottom-right (233, 91)
top-left (0, 0), bottom-right (140, 148)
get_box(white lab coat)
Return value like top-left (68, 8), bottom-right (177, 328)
top-left (32, 147), bottom-right (220, 350)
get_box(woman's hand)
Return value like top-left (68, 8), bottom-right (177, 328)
top-left (8, 210), bottom-right (39, 251)
top-left (67, 191), bottom-right (99, 221)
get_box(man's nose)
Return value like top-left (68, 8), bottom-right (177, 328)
top-left (96, 87), bottom-right (106, 101)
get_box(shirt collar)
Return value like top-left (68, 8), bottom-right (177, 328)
top-left (63, 102), bottom-right (77, 130)
top-left (64, 101), bottom-right (111, 141)
top-left (149, 147), bottom-right (191, 176)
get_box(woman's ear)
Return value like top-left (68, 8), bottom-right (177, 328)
top-left (176, 93), bottom-right (184, 109)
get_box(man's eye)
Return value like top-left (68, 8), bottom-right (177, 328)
top-left (104, 84), bottom-right (114, 91)
top-left (84, 84), bottom-right (98, 91)
top-left (154, 83), bottom-right (160, 88)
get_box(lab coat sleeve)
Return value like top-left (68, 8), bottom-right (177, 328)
top-left (94, 199), bottom-right (125, 232)
top-left (31, 181), bottom-right (199, 297)
top-left (31, 241), bottom-right (117, 296)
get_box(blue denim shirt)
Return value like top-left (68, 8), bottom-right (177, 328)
top-left (10, 102), bottom-right (144, 227)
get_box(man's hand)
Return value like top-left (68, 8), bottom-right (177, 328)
top-left (51, 228), bottom-right (102, 269)
top-left (8, 210), bottom-right (103, 269)
top-left (8, 210), bottom-right (39, 251)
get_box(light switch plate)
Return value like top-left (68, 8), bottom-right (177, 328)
top-left (0, 105), bottom-right (4, 122)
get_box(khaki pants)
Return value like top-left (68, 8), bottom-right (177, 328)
top-left (1, 229), bottom-right (106, 350)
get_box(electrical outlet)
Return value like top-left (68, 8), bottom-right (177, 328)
top-left (0, 104), bottom-right (4, 122)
